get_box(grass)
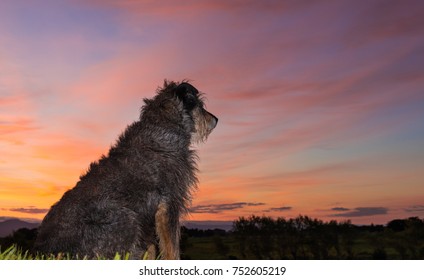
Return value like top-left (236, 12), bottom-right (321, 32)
top-left (0, 245), bottom-right (33, 260)
top-left (0, 244), bottom-right (148, 260)
top-left (182, 235), bottom-right (239, 260)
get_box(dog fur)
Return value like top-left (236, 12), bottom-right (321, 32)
top-left (33, 80), bottom-right (218, 259)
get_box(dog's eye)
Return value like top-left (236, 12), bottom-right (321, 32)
top-left (183, 95), bottom-right (197, 111)
top-left (176, 83), bottom-right (198, 111)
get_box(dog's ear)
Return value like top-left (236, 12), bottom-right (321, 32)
top-left (176, 82), bottom-right (198, 111)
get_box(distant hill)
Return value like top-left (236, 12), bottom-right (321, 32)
top-left (183, 220), bottom-right (233, 231)
top-left (0, 219), bottom-right (39, 237)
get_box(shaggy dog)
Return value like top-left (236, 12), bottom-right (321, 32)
top-left (33, 80), bottom-right (218, 259)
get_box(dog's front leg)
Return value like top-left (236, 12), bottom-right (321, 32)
top-left (155, 202), bottom-right (180, 260)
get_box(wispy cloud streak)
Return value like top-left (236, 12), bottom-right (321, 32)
top-left (331, 207), bottom-right (388, 218)
top-left (190, 202), bottom-right (265, 214)
top-left (9, 207), bottom-right (49, 214)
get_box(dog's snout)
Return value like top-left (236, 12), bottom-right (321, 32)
top-left (208, 112), bottom-right (218, 130)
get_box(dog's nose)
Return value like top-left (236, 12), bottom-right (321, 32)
top-left (209, 113), bottom-right (218, 130)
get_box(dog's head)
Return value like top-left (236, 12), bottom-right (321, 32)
top-left (175, 82), bottom-right (218, 143)
top-left (143, 81), bottom-right (218, 145)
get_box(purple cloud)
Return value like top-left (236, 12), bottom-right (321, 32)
top-left (268, 206), bottom-right (293, 212)
top-left (404, 205), bottom-right (424, 213)
top-left (190, 202), bottom-right (265, 213)
top-left (331, 207), bottom-right (350, 211)
top-left (9, 207), bottom-right (49, 214)
top-left (331, 207), bottom-right (388, 217)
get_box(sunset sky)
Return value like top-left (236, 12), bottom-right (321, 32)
top-left (1, 0), bottom-right (423, 225)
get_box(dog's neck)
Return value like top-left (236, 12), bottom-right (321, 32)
top-left (115, 120), bottom-right (192, 154)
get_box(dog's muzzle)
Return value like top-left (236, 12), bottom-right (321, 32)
top-left (207, 111), bottom-right (218, 131)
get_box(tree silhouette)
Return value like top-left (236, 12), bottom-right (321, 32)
top-left (0, 228), bottom-right (38, 252)
top-left (233, 215), bottom-right (362, 259)
top-left (387, 219), bottom-right (407, 232)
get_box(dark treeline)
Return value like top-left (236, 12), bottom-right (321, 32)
top-left (1, 216), bottom-right (424, 259)
top-left (0, 228), bottom-right (38, 253)
top-left (182, 215), bottom-right (424, 260)
top-left (233, 215), bottom-right (356, 259)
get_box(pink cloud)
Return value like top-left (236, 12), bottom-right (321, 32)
top-left (341, 1), bottom-right (424, 47)
top-left (85, 0), bottom-right (304, 19)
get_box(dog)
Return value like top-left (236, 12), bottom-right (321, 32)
top-left (33, 80), bottom-right (218, 259)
